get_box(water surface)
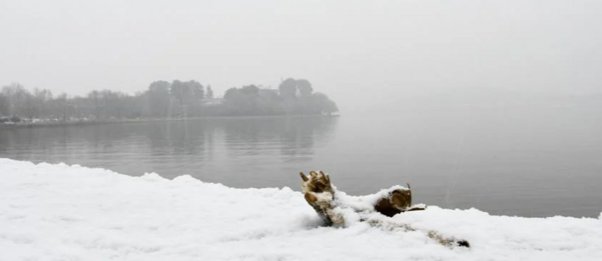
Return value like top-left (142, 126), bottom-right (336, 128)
top-left (1, 106), bottom-right (601, 217)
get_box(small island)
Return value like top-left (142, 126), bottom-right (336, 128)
top-left (0, 78), bottom-right (338, 127)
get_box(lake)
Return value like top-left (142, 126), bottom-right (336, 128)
top-left (1, 105), bottom-right (601, 217)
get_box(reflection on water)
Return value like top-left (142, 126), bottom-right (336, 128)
top-left (1, 108), bottom-right (602, 218)
top-left (0, 116), bottom-right (338, 189)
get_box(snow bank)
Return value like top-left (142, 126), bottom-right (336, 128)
top-left (1, 158), bottom-right (601, 261)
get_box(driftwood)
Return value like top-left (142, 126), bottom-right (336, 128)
top-left (300, 171), bottom-right (424, 224)
top-left (300, 171), bottom-right (469, 248)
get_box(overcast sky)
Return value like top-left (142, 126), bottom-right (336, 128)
top-left (1, 0), bottom-right (601, 112)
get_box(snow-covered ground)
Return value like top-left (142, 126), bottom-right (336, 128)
top-left (1, 158), bottom-right (601, 261)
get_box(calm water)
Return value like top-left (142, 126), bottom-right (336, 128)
top-left (1, 105), bottom-right (601, 217)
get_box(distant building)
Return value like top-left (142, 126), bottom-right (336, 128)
top-left (202, 98), bottom-right (223, 106)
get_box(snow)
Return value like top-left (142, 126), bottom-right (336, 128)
top-left (1, 158), bottom-right (602, 261)
top-left (332, 185), bottom-right (423, 213)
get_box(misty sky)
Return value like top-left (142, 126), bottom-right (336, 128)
top-left (1, 0), bottom-right (601, 112)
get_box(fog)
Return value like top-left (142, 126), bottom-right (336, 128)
top-left (1, 0), bottom-right (601, 113)
top-left (2, 1), bottom-right (602, 219)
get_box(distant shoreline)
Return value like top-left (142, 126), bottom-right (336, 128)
top-left (0, 114), bottom-right (340, 129)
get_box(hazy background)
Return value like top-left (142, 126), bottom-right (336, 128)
top-left (1, 0), bottom-right (601, 113)
top-left (2, 0), bottom-right (602, 217)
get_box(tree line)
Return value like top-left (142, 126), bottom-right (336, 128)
top-left (0, 78), bottom-right (338, 122)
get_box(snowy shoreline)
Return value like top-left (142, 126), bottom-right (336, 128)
top-left (0, 114), bottom-right (339, 129)
top-left (1, 158), bottom-right (601, 260)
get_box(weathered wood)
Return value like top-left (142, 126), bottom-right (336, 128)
top-left (300, 171), bottom-right (342, 226)
top-left (299, 171), bottom-right (469, 248)
top-left (300, 171), bottom-right (420, 222)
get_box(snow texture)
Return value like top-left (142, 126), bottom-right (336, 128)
top-left (1, 158), bottom-right (602, 261)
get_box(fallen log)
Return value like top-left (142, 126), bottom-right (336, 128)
top-left (299, 170), bottom-right (469, 248)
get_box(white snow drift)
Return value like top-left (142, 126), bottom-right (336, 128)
top-left (1, 158), bottom-right (602, 261)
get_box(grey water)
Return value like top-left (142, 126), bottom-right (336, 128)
top-left (1, 105), bottom-right (601, 218)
